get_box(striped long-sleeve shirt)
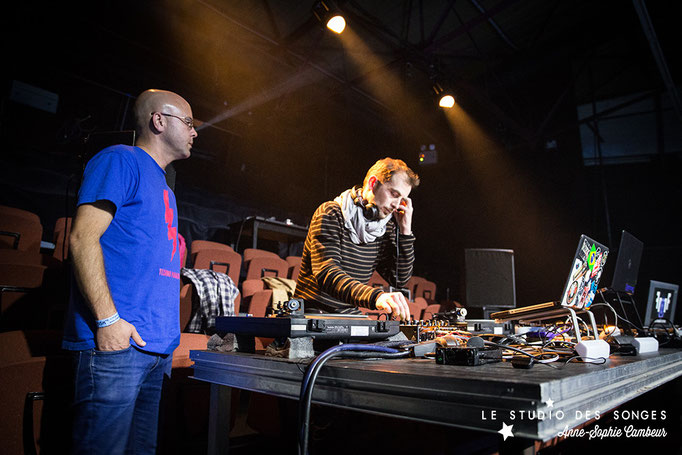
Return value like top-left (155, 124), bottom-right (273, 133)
top-left (294, 201), bottom-right (415, 313)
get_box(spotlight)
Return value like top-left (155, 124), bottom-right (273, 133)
top-left (313, 1), bottom-right (346, 34)
top-left (432, 82), bottom-right (455, 109)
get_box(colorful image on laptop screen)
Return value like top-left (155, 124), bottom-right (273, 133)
top-left (560, 235), bottom-right (609, 310)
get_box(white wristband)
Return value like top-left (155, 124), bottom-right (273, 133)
top-left (96, 312), bottom-right (120, 328)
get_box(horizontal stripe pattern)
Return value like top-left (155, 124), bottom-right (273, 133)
top-left (294, 202), bottom-right (415, 313)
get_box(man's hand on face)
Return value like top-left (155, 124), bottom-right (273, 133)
top-left (393, 197), bottom-right (413, 235)
top-left (376, 292), bottom-right (411, 321)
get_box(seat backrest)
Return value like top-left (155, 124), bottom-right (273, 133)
top-left (0, 330), bottom-right (70, 365)
top-left (244, 256), bottom-right (289, 281)
top-left (412, 297), bottom-right (429, 320)
top-left (422, 303), bottom-right (442, 320)
top-left (52, 217), bottom-right (72, 261)
top-left (0, 261), bottom-right (46, 288)
top-left (179, 283), bottom-right (193, 333)
top-left (241, 279), bottom-right (266, 298)
top-left (406, 276), bottom-right (425, 298)
top-left (286, 256), bottom-right (302, 281)
top-left (190, 240), bottom-right (234, 260)
top-left (192, 248), bottom-right (242, 285)
top-left (357, 306), bottom-right (382, 320)
top-left (368, 271), bottom-right (389, 290)
top-left (0, 330), bottom-right (72, 455)
top-left (0, 205), bottom-right (43, 255)
top-left (240, 279), bottom-right (272, 317)
top-left (285, 256), bottom-right (301, 267)
top-left (415, 279), bottom-right (437, 301)
top-left (0, 331), bottom-right (34, 364)
top-left (244, 290), bottom-right (273, 317)
top-left (243, 248), bottom-right (280, 263)
top-left (172, 333), bottom-right (211, 369)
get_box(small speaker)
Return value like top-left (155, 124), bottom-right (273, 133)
top-left (465, 249), bottom-right (516, 309)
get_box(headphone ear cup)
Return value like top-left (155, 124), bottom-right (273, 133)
top-left (353, 190), bottom-right (380, 221)
top-left (363, 204), bottom-right (379, 221)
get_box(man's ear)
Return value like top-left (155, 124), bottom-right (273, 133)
top-left (150, 112), bottom-right (165, 133)
top-left (368, 175), bottom-right (377, 191)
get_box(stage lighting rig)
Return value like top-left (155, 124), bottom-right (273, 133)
top-left (312, 1), bottom-right (346, 34)
top-left (432, 82), bottom-right (455, 108)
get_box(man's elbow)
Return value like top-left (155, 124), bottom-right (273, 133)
top-left (68, 228), bottom-right (94, 260)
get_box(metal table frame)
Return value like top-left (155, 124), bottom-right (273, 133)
top-left (230, 216), bottom-right (308, 252)
top-left (191, 348), bottom-right (682, 454)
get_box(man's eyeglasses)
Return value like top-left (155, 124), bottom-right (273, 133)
top-left (152, 112), bottom-right (195, 129)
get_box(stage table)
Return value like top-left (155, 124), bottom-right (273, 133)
top-left (190, 348), bottom-right (682, 454)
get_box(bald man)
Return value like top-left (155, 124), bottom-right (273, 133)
top-left (62, 89), bottom-right (197, 454)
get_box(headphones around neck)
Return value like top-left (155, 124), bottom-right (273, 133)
top-left (352, 186), bottom-right (380, 221)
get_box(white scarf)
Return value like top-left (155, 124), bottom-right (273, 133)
top-left (334, 187), bottom-right (391, 244)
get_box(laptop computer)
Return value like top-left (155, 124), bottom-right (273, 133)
top-left (644, 280), bottom-right (679, 326)
top-left (610, 230), bottom-right (644, 294)
top-left (491, 234), bottom-right (609, 320)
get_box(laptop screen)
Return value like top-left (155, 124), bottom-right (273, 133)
top-left (559, 235), bottom-right (609, 310)
top-left (610, 230), bottom-right (644, 294)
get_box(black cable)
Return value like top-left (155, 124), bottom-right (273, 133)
top-left (234, 217), bottom-right (246, 253)
top-left (649, 318), bottom-right (678, 346)
top-left (298, 344), bottom-right (409, 455)
top-left (394, 220), bottom-right (400, 292)
top-left (562, 356), bottom-right (607, 366)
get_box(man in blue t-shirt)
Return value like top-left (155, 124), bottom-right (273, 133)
top-left (63, 89), bottom-right (197, 454)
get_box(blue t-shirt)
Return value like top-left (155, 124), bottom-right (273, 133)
top-left (62, 145), bottom-right (181, 354)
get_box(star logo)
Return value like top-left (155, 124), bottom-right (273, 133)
top-left (545, 398), bottom-right (554, 408)
top-left (498, 422), bottom-right (514, 441)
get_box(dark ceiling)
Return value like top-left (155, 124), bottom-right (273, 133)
top-left (6, 0), bottom-right (679, 147)
top-left (2, 0), bottom-right (681, 306)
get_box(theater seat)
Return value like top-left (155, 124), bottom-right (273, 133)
top-left (406, 276), bottom-right (425, 300)
top-left (244, 256), bottom-right (289, 281)
top-left (52, 217), bottom-right (72, 262)
top-left (192, 248), bottom-right (242, 286)
top-left (412, 297), bottom-right (429, 320)
top-left (0, 330), bottom-right (71, 455)
top-left (0, 205), bottom-right (43, 258)
top-left (242, 248), bottom-right (280, 263)
top-left (368, 271), bottom-right (389, 291)
top-left (0, 255), bottom-right (48, 330)
top-left (240, 279), bottom-right (273, 317)
top-left (286, 256), bottom-right (302, 281)
top-left (190, 240), bottom-right (234, 256)
top-left (358, 306), bottom-right (383, 320)
top-left (415, 279), bottom-right (437, 302)
top-left (422, 303), bottom-right (442, 320)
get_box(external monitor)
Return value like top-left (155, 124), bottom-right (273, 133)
top-left (644, 280), bottom-right (679, 327)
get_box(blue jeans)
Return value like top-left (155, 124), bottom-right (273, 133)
top-left (70, 346), bottom-right (172, 455)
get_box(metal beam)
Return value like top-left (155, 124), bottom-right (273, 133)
top-left (423, 0), bottom-right (521, 53)
top-left (632, 0), bottom-right (682, 125)
top-left (423, 0), bottom-right (457, 48)
top-left (468, 0), bottom-right (518, 51)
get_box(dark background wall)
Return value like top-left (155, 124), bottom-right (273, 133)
top-left (1, 0), bottom-right (680, 322)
